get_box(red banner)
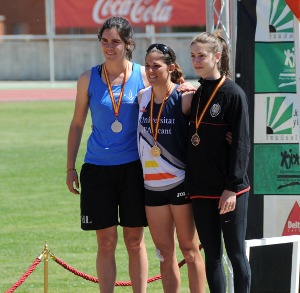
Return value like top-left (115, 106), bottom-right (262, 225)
top-left (54, 0), bottom-right (206, 28)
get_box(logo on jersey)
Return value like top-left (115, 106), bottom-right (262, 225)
top-left (210, 103), bottom-right (221, 117)
top-left (127, 90), bottom-right (135, 101)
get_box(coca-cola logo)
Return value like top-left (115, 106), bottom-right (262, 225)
top-left (92, 0), bottom-right (173, 24)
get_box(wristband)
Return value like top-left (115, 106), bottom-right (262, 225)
top-left (66, 168), bottom-right (76, 173)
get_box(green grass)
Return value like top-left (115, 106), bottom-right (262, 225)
top-left (0, 101), bottom-right (209, 292)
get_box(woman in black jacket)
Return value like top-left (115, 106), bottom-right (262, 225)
top-left (186, 31), bottom-right (251, 293)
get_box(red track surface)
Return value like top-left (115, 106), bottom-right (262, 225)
top-left (0, 88), bottom-right (76, 102)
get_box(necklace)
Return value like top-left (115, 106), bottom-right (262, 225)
top-left (103, 62), bottom-right (128, 133)
top-left (191, 75), bottom-right (226, 146)
top-left (149, 83), bottom-right (174, 157)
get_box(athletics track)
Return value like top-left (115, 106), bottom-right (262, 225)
top-left (0, 80), bottom-right (199, 102)
top-left (0, 81), bottom-right (77, 102)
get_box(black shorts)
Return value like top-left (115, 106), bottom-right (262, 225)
top-left (145, 182), bottom-right (191, 206)
top-left (80, 160), bottom-right (147, 230)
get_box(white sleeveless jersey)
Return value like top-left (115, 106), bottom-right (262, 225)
top-left (138, 86), bottom-right (189, 191)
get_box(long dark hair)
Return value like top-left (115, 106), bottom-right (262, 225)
top-left (97, 17), bottom-right (135, 60)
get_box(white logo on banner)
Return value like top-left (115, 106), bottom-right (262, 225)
top-left (92, 0), bottom-right (173, 24)
top-left (279, 46), bottom-right (296, 88)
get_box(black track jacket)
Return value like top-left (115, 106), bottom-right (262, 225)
top-left (186, 77), bottom-right (251, 198)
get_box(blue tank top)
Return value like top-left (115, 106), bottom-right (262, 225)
top-left (84, 63), bottom-right (145, 165)
top-left (138, 85), bottom-right (189, 191)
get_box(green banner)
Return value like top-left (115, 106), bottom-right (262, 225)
top-left (255, 42), bottom-right (296, 93)
top-left (254, 144), bottom-right (300, 194)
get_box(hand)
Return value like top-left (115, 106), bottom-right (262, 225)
top-left (218, 189), bottom-right (236, 214)
top-left (177, 81), bottom-right (197, 92)
top-left (66, 170), bottom-right (80, 194)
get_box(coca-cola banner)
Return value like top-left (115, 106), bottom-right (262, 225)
top-left (54, 0), bottom-right (206, 28)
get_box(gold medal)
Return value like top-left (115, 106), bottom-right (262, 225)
top-left (191, 133), bottom-right (200, 146)
top-left (111, 120), bottom-right (123, 133)
top-left (149, 83), bottom-right (174, 157)
top-left (151, 145), bottom-right (161, 157)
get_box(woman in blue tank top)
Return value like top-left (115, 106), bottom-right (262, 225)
top-left (66, 17), bottom-right (150, 292)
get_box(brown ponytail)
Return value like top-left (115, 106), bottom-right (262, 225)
top-left (190, 31), bottom-right (232, 78)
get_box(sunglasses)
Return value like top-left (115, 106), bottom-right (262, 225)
top-left (147, 43), bottom-right (175, 63)
top-left (147, 43), bottom-right (170, 55)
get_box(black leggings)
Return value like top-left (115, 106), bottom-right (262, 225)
top-left (192, 192), bottom-right (251, 293)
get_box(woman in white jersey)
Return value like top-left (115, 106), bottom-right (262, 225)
top-left (137, 44), bottom-right (206, 293)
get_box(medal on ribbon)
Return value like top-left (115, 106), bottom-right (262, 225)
top-left (103, 63), bottom-right (128, 133)
top-left (192, 75), bottom-right (226, 146)
top-left (150, 144), bottom-right (161, 157)
top-left (150, 83), bottom-right (174, 157)
top-left (111, 120), bottom-right (123, 133)
top-left (191, 133), bottom-right (200, 146)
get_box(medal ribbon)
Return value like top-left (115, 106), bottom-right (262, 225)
top-left (194, 75), bottom-right (226, 131)
top-left (150, 83), bottom-right (174, 144)
top-left (103, 63), bottom-right (127, 118)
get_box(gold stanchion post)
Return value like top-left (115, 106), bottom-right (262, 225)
top-left (43, 241), bottom-right (49, 293)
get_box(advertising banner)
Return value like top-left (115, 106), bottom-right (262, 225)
top-left (253, 0), bottom-right (300, 199)
top-left (254, 143), bottom-right (300, 194)
top-left (254, 93), bottom-right (299, 143)
top-left (235, 0), bottom-right (300, 291)
top-left (54, 0), bottom-right (206, 28)
top-left (255, 42), bottom-right (296, 93)
top-left (264, 196), bottom-right (300, 237)
top-left (255, 0), bottom-right (294, 41)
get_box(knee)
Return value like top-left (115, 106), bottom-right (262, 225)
top-left (181, 248), bottom-right (197, 263)
top-left (155, 246), bottom-right (174, 263)
top-left (227, 251), bottom-right (249, 271)
top-left (97, 236), bottom-right (117, 253)
top-left (124, 234), bottom-right (145, 253)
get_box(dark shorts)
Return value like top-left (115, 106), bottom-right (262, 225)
top-left (80, 160), bottom-right (147, 230)
top-left (145, 182), bottom-right (191, 206)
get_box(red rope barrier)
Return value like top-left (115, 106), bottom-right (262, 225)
top-left (4, 244), bottom-right (202, 292)
top-left (5, 256), bottom-right (42, 293)
top-left (51, 245), bottom-right (202, 286)
top-left (53, 254), bottom-right (164, 285)
top-left (52, 255), bottom-right (132, 285)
